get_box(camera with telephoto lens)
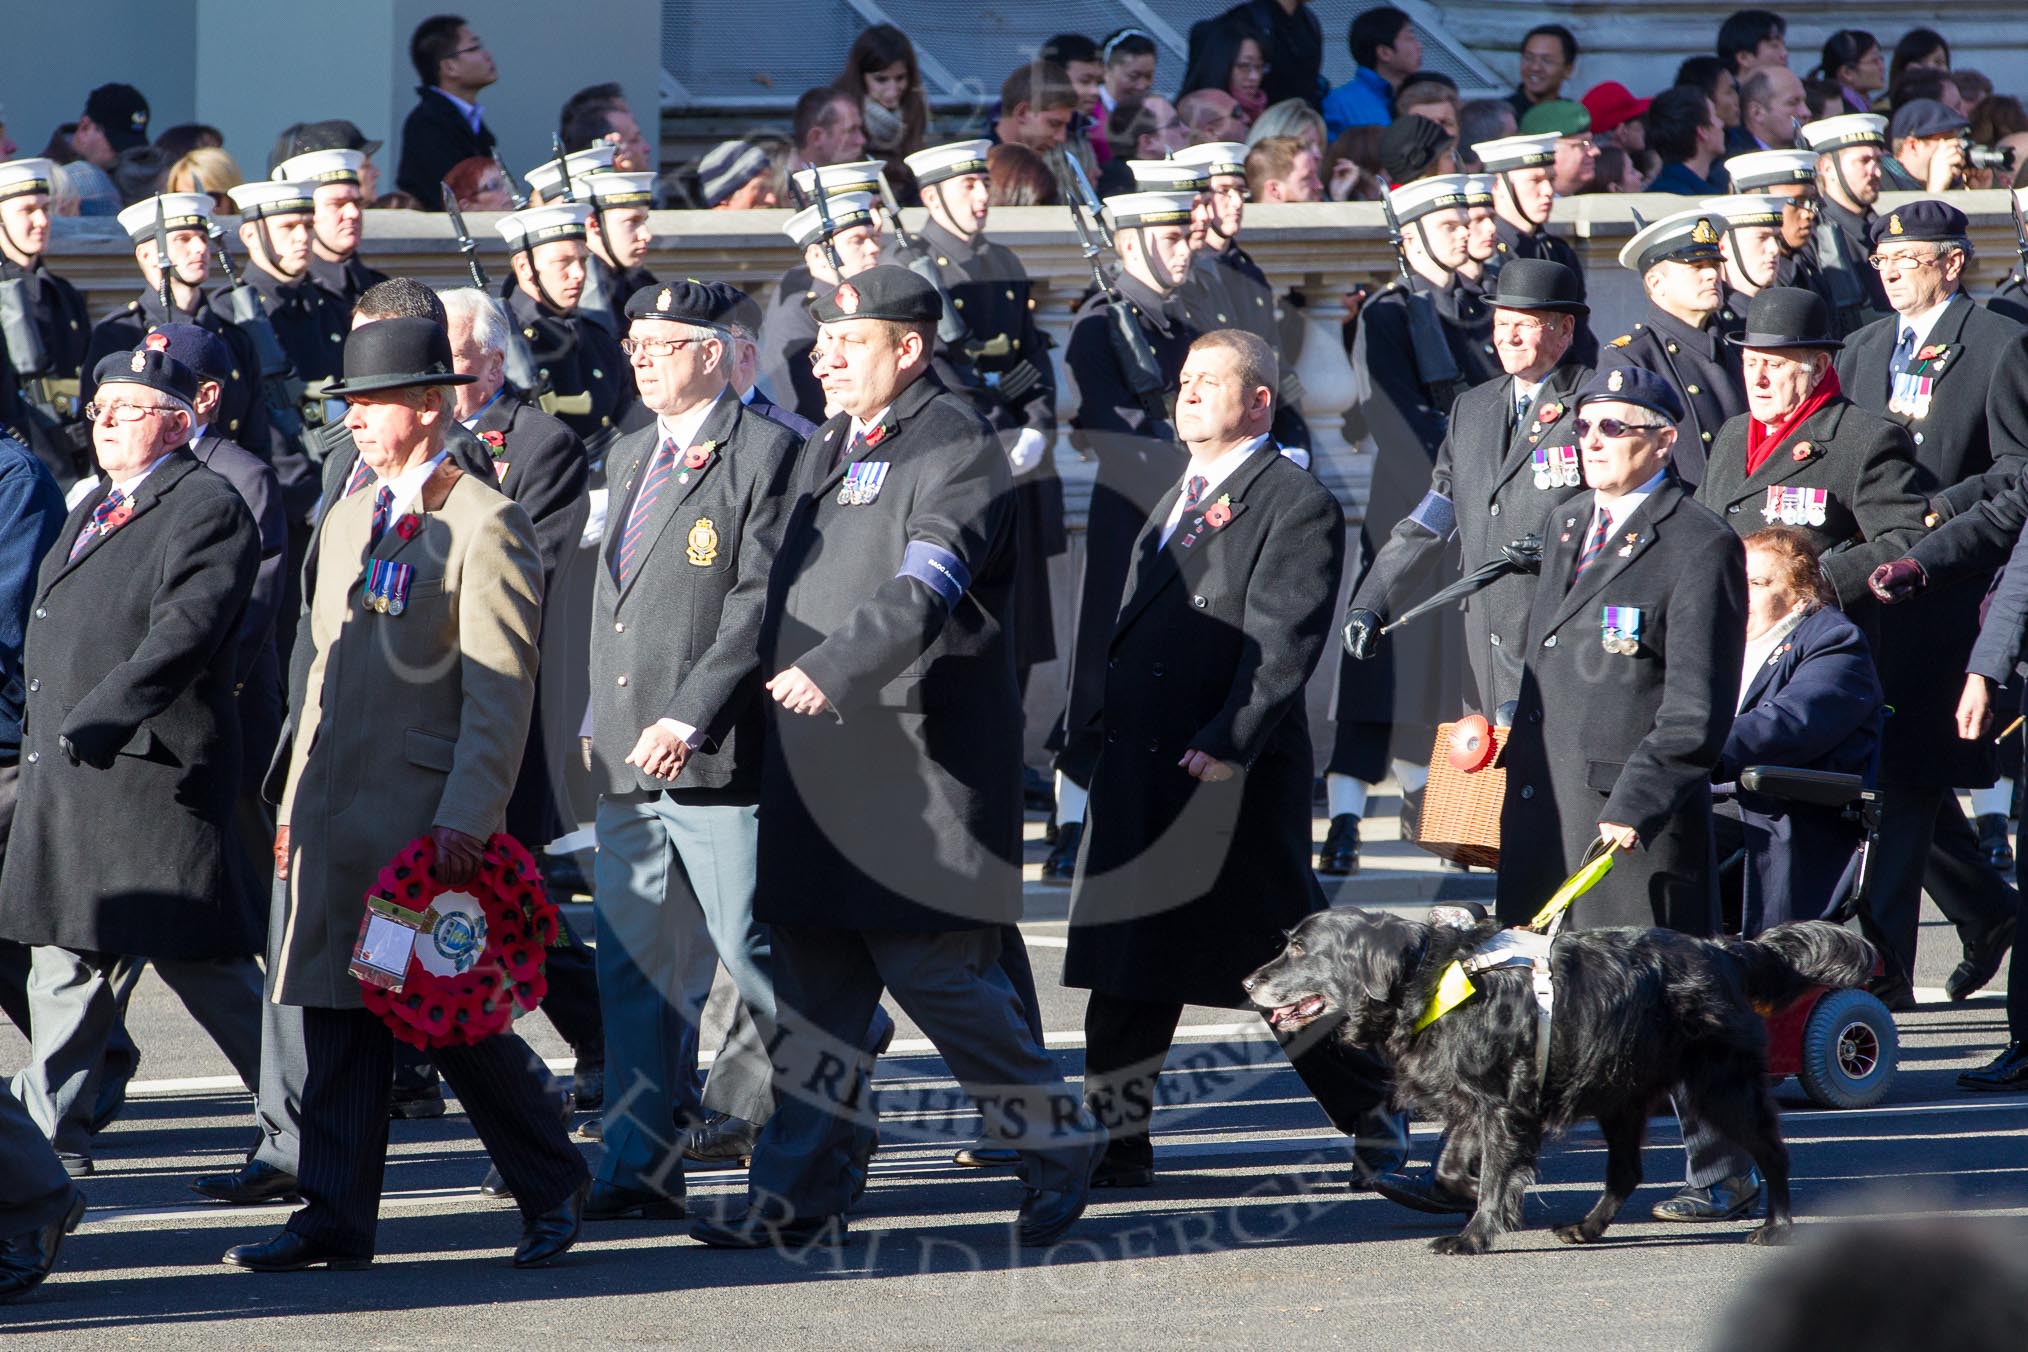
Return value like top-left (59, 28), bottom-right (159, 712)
top-left (1959, 132), bottom-right (2015, 173)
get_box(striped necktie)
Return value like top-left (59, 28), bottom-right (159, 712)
top-left (1570, 508), bottom-right (1611, 586)
top-left (616, 438), bottom-right (678, 584)
top-left (344, 457), bottom-right (375, 496)
top-left (69, 489), bottom-right (127, 562)
top-left (368, 485), bottom-right (393, 546)
top-left (1182, 474), bottom-right (1209, 511)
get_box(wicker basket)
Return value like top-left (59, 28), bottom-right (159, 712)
top-left (1414, 721), bottom-right (1509, 869)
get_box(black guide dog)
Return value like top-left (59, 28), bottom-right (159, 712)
top-left (1244, 909), bottom-right (1874, 1254)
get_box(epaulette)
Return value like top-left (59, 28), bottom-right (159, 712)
top-left (1608, 335), bottom-right (1632, 348)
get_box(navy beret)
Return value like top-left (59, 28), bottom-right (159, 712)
top-left (625, 279), bottom-right (726, 326)
top-left (1575, 365), bottom-right (1686, 424)
top-left (808, 265), bottom-right (940, 325)
top-left (1869, 198), bottom-right (1969, 246)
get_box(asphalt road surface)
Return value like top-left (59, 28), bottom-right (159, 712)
top-left (4, 801), bottom-right (2024, 1349)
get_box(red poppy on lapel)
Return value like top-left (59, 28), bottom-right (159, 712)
top-left (1916, 344), bottom-right (1946, 364)
top-left (395, 515), bottom-right (422, 541)
top-left (1536, 401), bottom-right (1562, 423)
top-left (1791, 440), bottom-right (1816, 463)
top-left (103, 503), bottom-right (134, 530)
top-left (683, 444), bottom-right (713, 470)
top-left (1204, 500), bottom-right (1234, 529)
top-left (479, 429), bottom-right (506, 453)
top-left (862, 423), bottom-right (888, 448)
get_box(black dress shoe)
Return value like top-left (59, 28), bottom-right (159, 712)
top-left (190, 1160), bottom-right (300, 1205)
top-left (1652, 1173), bottom-right (1760, 1222)
top-left (691, 1210), bottom-right (847, 1251)
top-left (1947, 917), bottom-right (2016, 1002)
top-left (1040, 822), bottom-right (1082, 883)
top-left (1316, 813), bottom-right (1361, 876)
top-left (572, 1065), bottom-right (605, 1113)
top-left (0, 1189), bottom-right (85, 1302)
top-left (513, 1181), bottom-right (587, 1268)
top-left (1975, 813), bottom-right (2015, 871)
top-left (584, 1180), bottom-right (686, 1221)
top-left (953, 1142), bottom-right (1022, 1168)
top-left (388, 1081), bottom-right (446, 1120)
top-left (1090, 1151), bottom-right (1153, 1189)
top-left (223, 1230), bottom-right (372, 1272)
top-left (683, 1112), bottom-right (760, 1167)
top-left (541, 854), bottom-right (591, 900)
top-left (1369, 1169), bottom-right (1477, 1215)
top-left (1867, 971), bottom-right (1918, 1012)
top-left (1959, 1041), bottom-right (2028, 1091)
top-left (478, 1166), bottom-right (513, 1200)
top-left (576, 1116), bottom-right (604, 1142)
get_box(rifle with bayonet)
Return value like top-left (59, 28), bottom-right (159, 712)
top-left (2011, 188), bottom-right (2028, 293)
top-left (0, 251), bottom-right (85, 473)
top-left (494, 150), bottom-right (529, 210)
top-left (153, 197), bottom-right (174, 318)
top-left (1792, 118), bottom-right (1880, 337)
top-left (1381, 195), bottom-right (1466, 413)
top-left (553, 136), bottom-right (617, 335)
top-left (1057, 155), bottom-right (1173, 438)
top-left (206, 213), bottom-right (317, 448)
top-left (442, 181), bottom-right (544, 396)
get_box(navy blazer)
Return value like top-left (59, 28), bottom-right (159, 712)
top-left (1717, 605), bottom-right (1883, 934)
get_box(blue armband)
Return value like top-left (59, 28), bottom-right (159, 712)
top-left (1408, 490), bottom-right (1457, 541)
top-left (898, 540), bottom-right (971, 607)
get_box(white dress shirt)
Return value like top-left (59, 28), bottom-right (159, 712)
top-left (1895, 294), bottom-right (1955, 361)
top-left (374, 449), bottom-right (450, 518)
top-left (1159, 435), bottom-right (1268, 547)
top-left (1583, 466), bottom-right (1669, 551)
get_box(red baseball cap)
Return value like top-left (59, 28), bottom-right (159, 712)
top-left (1582, 81), bottom-right (1650, 135)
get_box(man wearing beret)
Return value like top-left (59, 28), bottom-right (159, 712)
top-left (1600, 208), bottom-right (1748, 487)
top-left (234, 317), bottom-right (587, 1271)
top-left (1501, 363), bottom-right (1746, 935)
top-left (585, 280), bottom-right (809, 1213)
top-left (692, 266), bottom-right (1104, 1251)
top-left (1841, 201), bottom-right (2028, 1007)
top-left (0, 348), bottom-right (263, 1177)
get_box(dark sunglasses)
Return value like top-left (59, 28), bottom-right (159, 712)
top-left (1574, 416), bottom-right (1666, 439)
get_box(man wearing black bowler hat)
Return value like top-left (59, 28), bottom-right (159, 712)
top-left (1345, 257), bottom-right (1591, 731)
top-left (231, 316), bottom-right (588, 1272)
top-left (0, 347), bottom-right (263, 1177)
top-left (691, 266), bottom-right (1105, 1252)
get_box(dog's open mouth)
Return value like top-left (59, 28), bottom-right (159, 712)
top-left (1264, 994), bottom-right (1328, 1029)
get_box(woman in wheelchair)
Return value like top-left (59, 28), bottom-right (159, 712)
top-left (1716, 527), bottom-right (1884, 937)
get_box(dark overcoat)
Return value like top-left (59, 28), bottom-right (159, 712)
top-left (1063, 445), bottom-right (1344, 1008)
top-left (591, 389), bottom-right (800, 799)
top-left (1352, 357), bottom-right (1588, 717)
top-left (1836, 293), bottom-right (2028, 788)
top-left (755, 370), bottom-right (1024, 932)
top-left (0, 452), bottom-right (260, 959)
top-left (505, 286), bottom-right (631, 453)
top-left (1716, 605), bottom-right (1882, 934)
top-left (1599, 305), bottom-right (1746, 488)
top-left (1497, 479), bottom-right (1746, 935)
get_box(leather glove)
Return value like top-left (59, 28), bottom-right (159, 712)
top-left (1501, 534), bottom-right (1545, 574)
top-left (1343, 608), bottom-right (1382, 660)
top-left (1868, 558), bottom-right (1928, 604)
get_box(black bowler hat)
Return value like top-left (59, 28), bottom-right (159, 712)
top-left (322, 317), bottom-right (475, 397)
top-left (808, 265), bottom-right (940, 325)
top-left (1726, 286), bottom-right (1844, 352)
top-left (1488, 258), bottom-right (1589, 316)
top-left (1870, 198), bottom-right (1969, 247)
top-left (1575, 365), bottom-right (1685, 424)
top-left (92, 344), bottom-right (199, 409)
top-left (624, 279), bottom-right (724, 327)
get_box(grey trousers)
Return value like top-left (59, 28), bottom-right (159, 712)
top-left (747, 924), bottom-right (1096, 1222)
top-left (248, 873), bottom-right (308, 1173)
top-left (592, 794), bottom-right (775, 1190)
top-left (13, 944), bottom-right (263, 1157)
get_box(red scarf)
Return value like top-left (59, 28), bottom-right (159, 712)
top-left (1744, 365), bottom-right (1842, 476)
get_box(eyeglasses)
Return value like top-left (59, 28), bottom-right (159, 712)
top-left (1868, 251), bottom-right (1945, 271)
top-left (1574, 416), bottom-right (1666, 439)
top-left (619, 336), bottom-right (713, 358)
top-left (86, 401), bottom-right (181, 424)
top-left (447, 39), bottom-right (486, 58)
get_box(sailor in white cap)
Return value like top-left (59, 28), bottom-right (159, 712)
top-left (496, 201), bottom-right (631, 449)
top-left (788, 158), bottom-right (887, 205)
top-left (1459, 173), bottom-right (1501, 289)
top-left (1704, 193), bottom-right (1788, 305)
top-left (1323, 173), bottom-right (1495, 877)
top-left (1046, 187), bottom-right (1204, 882)
top-left (757, 192), bottom-right (884, 425)
top-left (226, 178), bottom-right (351, 391)
top-left (0, 157), bottom-right (91, 482)
top-left (1600, 207), bottom-right (1747, 484)
top-left (1172, 140), bottom-right (1310, 451)
top-left (578, 170), bottom-right (658, 334)
top-left (523, 145), bottom-right (615, 204)
top-left (274, 148), bottom-right (388, 307)
top-left (1723, 149), bottom-right (1844, 316)
top-left (1798, 113), bottom-right (1893, 326)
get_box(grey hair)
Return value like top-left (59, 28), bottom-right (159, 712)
top-left (439, 287), bottom-right (512, 356)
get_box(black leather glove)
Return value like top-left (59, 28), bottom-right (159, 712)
top-left (1868, 558), bottom-right (1928, 605)
top-left (58, 728), bottom-right (118, 770)
top-left (1343, 608), bottom-right (1382, 660)
top-left (1501, 534), bottom-right (1545, 574)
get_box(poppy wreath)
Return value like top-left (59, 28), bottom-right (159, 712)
top-left (358, 833), bottom-right (561, 1049)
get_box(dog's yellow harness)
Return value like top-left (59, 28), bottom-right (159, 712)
top-left (1412, 846), bottom-right (1619, 1083)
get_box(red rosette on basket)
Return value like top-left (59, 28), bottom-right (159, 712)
top-left (354, 833), bottom-right (559, 1048)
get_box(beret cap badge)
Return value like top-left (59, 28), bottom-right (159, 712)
top-left (1888, 213), bottom-right (1904, 235)
top-left (130, 351), bottom-right (147, 372)
top-left (836, 283), bottom-right (860, 314)
top-left (1607, 369), bottom-right (1623, 392)
top-left (657, 288), bottom-right (672, 312)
